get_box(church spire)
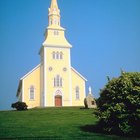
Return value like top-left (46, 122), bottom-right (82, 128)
top-left (48, 0), bottom-right (60, 26)
top-left (50, 0), bottom-right (59, 10)
top-left (42, 0), bottom-right (72, 48)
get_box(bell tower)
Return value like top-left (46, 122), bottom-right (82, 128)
top-left (40, 0), bottom-right (72, 107)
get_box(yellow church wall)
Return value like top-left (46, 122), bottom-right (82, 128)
top-left (23, 66), bottom-right (41, 108)
top-left (45, 47), bottom-right (71, 106)
top-left (43, 28), bottom-right (72, 47)
top-left (71, 69), bottom-right (86, 106)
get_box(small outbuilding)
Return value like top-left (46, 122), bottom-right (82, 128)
top-left (84, 87), bottom-right (97, 109)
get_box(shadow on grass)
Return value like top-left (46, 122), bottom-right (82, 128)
top-left (80, 124), bottom-right (104, 134)
top-left (0, 136), bottom-right (62, 140)
top-left (80, 124), bottom-right (140, 140)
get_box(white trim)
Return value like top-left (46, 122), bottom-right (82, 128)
top-left (84, 82), bottom-right (86, 99)
top-left (22, 80), bottom-right (24, 102)
top-left (20, 64), bottom-right (41, 80)
top-left (71, 67), bottom-right (87, 81)
top-left (40, 50), bottom-right (44, 107)
top-left (43, 44), bottom-right (72, 49)
top-left (69, 50), bottom-right (72, 106)
top-left (44, 48), bottom-right (47, 107)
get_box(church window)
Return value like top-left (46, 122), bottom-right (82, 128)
top-left (54, 78), bottom-right (56, 87)
top-left (92, 101), bottom-right (95, 105)
top-left (60, 77), bottom-right (62, 87)
top-left (63, 67), bottom-right (67, 72)
top-left (49, 67), bottom-right (53, 71)
top-left (58, 21), bottom-right (60, 25)
top-left (75, 86), bottom-right (80, 100)
top-left (29, 86), bottom-right (35, 100)
top-left (52, 51), bottom-right (63, 60)
top-left (56, 52), bottom-right (59, 59)
top-left (53, 51), bottom-right (55, 59)
top-left (56, 75), bottom-right (60, 87)
top-left (53, 8), bottom-right (56, 12)
top-left (54, 75), bottom-right (63, 87)
top-left (54, 30), bottom-right (59, 36)
top-left (54, 18), bottom-right (57, 25)
top-left (60, 52), bottom-right (63, 59)
top-left (50, 19), bottom-right (53, 25)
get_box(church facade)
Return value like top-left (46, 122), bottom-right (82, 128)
top-left (16, 0), bottom-right (87, 108)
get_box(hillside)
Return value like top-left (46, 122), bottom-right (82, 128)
top-left (0, 107), bottom-right (139, 140)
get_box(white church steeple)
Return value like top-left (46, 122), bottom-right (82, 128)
top-left (48, 0), bottom-right (60, 26)
top-left (42, 0), bottom-right (72, 48)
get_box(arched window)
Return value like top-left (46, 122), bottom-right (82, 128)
top-left (50, 19), bottom-right (53, 25)
top-left (52, 51), bottom-right (55, 59)
top-left (54, 75), bottom-right (63, 87)
top-left (54, 30), bottom-right (59, 36)
top-left (60, 77), bottom-right (62, 87)
top-left (58, 21), bottom-right (60, 25)
top-left (52, 51), bottom-right (63, 60)
top-left (54, 19), bottom-right (57, 25)
top-left (60, 52), bottom-right (63, 59)
top-left (56, 75), bottom-right (60, 87)
top-left (76, 86), bottom-right (80, 100)
top-left (56, 52), bottom-right (59, 59)
top-left (30, 86), bottom-right (35, 100)
top-left (54, 77), bottom-right (56, 87)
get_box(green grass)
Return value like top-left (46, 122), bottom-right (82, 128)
top-left (0, 107), bottom-right (139, 140)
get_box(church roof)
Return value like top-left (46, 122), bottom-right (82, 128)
top-left (20, 64), bottom-right (41, 80)
top-left (16, 64), bottom-right (41, 97)
top-left (71, 67), bottom-right (87, 81)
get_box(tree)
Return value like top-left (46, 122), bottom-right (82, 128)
top-left (96, 72), bottom-right (140, 136)
top-left (11, 101), bottom-right (28, 111)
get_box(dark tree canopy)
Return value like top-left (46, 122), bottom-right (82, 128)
top-left (96, 72), bottom-right (140, 136)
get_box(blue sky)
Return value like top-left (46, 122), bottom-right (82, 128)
top-left (0, 0), bottom-right (140, 110)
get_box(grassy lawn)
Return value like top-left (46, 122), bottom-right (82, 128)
top-left (0, 107), bottom-right (139, 140)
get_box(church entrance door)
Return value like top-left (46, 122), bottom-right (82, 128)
top-left (55, 95), bottom-right (62, 107)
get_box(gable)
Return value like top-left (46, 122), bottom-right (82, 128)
top-left (20, 64), bottom-right (41, 80)
top-left (71, 67), bottom-right (87, 81)
top-left (16, 64), bottom-right (41, 97)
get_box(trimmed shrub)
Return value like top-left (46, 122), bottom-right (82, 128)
top-left (11, 101), bottom-right (28, 111)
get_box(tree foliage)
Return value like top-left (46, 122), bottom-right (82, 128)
top-left (96, 72), bottom-right (140, 136)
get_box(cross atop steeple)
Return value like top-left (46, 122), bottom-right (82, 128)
top-left (48, 0), bottom-right (60, 26)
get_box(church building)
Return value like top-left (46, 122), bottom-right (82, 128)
top-left (16, 0), bottom-right (87, 108)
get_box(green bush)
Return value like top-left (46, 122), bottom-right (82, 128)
top-left (96, 72), bottom-right (140, 136)
top-left (11, 101), bottom-right (28, 111)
